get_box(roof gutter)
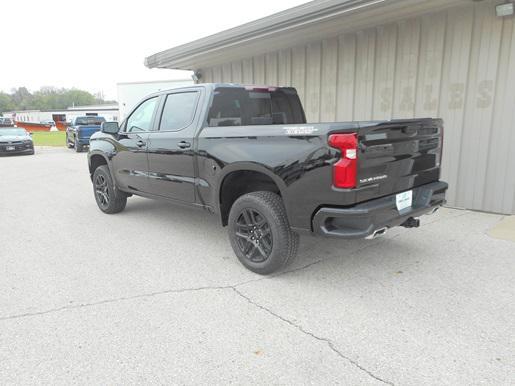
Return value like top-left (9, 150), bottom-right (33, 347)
top-left (144, 0), bottom-right (388, 70)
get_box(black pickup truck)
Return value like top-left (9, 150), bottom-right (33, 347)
top-left (88, 84), bottom-right (447, 274)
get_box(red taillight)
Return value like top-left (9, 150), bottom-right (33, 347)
top-left (328, 133), bottom-right (358, 189)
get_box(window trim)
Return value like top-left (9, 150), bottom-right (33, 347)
top-left (122, 96), bottom-right (160, 134)
top-left (157, 91), bottom-right (200, 133)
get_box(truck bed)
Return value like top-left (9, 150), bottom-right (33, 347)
top-left (197, 118), bottom-right (444, 231)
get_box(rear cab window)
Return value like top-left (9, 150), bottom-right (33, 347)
top-left (208, 87), bottom-right (306, 127)
top-left (75, 117), bottom-right (106, 125)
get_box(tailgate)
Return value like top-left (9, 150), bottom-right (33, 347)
top-left (78, 125), bottom-right (101, 138)
top-left (357, 118), bottom-right (443, 195)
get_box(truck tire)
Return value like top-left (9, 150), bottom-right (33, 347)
top-left (92, 165), bottom-right (127, 214)
top-left (74, 137), bottom-right (82, 152)
top-left (66, 133), bottom-right (73, 148)
top-left (228, 191), bottom-right (299, 275)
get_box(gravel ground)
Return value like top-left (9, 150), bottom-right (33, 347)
top-left (1, 147), bottom-right (514, 385)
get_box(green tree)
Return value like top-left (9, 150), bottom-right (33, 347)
top-left (10, 87), bottom-right (33, 110)
top-left (0, 92), bottom-right (14, 113)
top-left (0, 87), bottom-right (115, 113)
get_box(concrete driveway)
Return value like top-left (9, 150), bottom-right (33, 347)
top-left (1, 147), bottom-right (514, 385)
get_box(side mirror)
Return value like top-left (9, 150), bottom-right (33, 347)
top-left (101, 121), bottom-right (119, 134)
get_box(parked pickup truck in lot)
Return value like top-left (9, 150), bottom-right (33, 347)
top-left (66, 116), bottom-right (106, 152)
top-left (88, 83), bottom-right (447, 274)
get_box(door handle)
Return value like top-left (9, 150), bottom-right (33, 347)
top-left (177, 141), bottom-right (191, 149)
top-left (136, 140), bottom-right (146, 148)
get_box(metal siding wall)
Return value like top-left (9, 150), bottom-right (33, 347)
top-left (231, 61), bottom-right (243, 84)
top-left (212, 66), bottom-right (222, 83)
top-left (253, 55), bottom-right (266, 85)
top-left (439, 6), bottom-right (474, 208)
top-left (278, 49), bottom-right (292, 86)
top-left (265, 52), bottom-right (278, 85)
top-left (202, 0), bottom-right (515, 214)
top-left (242, 58), bottom-right (254, 84)
top-left (305, 42), bottom-right (322, 122)
top-left (336, 34), bottom-right (357, 121)
top-left (458, 1), bottom-right (503, 211)
top-left (393, 19), bottom-right (421, 119)
top-left (486, 15), bottom-right (515, 214)
top-left (291, 46), bottom-right (306, 105)
top-left (321, 38), bottom-right (338, 122)
top-left (373, 24), bottom-right (397, 120)
top-left (222, 63), bottom-right (232, 83)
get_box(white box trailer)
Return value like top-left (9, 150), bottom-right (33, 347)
top-left (117, 79), bottom-right (193, 121)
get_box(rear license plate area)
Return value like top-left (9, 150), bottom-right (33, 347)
top-left (396, 190), bottom-right (413, 212)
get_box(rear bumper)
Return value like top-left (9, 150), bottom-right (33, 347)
top-left (312, 181), bottom-right (448, 239)
top-left (77, 138), bottom-right (91, 146)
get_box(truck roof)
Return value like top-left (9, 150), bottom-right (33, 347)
top-left (144, 83), bottom-right (296, 98)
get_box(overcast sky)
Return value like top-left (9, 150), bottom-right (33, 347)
top-left (0, 0), bottom-right (306, 100)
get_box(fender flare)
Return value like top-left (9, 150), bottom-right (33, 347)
top-left (214, 162), bottom-right (289, 216)
top-left (88, 150), bottom-right (116, 183)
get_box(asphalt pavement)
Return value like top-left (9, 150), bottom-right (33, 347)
top-left (1, 147), bottom-right (514, 385)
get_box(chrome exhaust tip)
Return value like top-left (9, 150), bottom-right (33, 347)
top-left (366, 227), bottom-right (388, 240)
top-left (428, 207), bottom-right (440, 215)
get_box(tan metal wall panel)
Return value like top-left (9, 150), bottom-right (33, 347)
top-left (253, 55), bottom-right (266, 85)
top-left (203, 68), bottom-right (213, 83)
top-left (438, 6), bottom-right (474, 207)
top-left (336, 34), bottom-right (357, 121)
top-left (373, 24), bottom-right (397, 120)
top-left (458, 2), bottom-right (504, 211)
top-left (320, 38), bottom-right (338, 122)
top-left (485, 16), bottom-right (515, 214)
top-left (305, 42), bottom-right (322, 122)
top-left (414, 13), bottom-right (446, 119)
top-left (265, 52), bottom-right (278, 86)
top-left (278, 49), bottom-right (292, 86)
top-left (201, 0), bottom-right (515, 214)
top-left (354, 29), bottom-right (376, 121)
top-left (393, 19), bottom-right (421, 119)
top-left (242, 58), bottom-right (254, 84)
top-left (291, 46), bottom-right (306, 104)
top-left (231, 61), bottom-right (243, 84)
top-left (222, 63), bottom-right (232, 83)
top-left (212, 66), bottom-right (222, 84)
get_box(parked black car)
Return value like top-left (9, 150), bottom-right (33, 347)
top-left (0, 127), bottom-right (34, 155)
top-left (88, 84), bottom-right (447, 274)
top-left (66, 116), bottom-right (106, 152)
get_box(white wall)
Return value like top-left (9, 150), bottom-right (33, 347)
top-left (202, 0), bottom-right (515, 215)
top-left (117, 79), bottom-right (193, 120)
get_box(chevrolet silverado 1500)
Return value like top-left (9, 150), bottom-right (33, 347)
top-left (87, 84), bottom-right (447, 274)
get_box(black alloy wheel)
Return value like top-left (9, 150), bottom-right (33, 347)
top-left (228, 191), bottom-right (299, 275)
top-left (234, 208), bottom-right (273, 263)
top-left (92, 165), bottom-right (127, 214)
top-left (94, 173), bottom-right (110, 209)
